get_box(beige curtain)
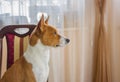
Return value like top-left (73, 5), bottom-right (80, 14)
top-left (93, 0), bottom-right (112, 82)
top-left (49, 0), bottom-right (120, 82)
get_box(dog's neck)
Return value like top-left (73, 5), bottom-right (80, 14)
top-left (24, 40), bottom-right (50, 65)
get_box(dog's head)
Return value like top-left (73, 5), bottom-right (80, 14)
top-left (30, 14), bottom-right (70, 47)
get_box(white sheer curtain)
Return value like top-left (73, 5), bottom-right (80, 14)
top-left (0, 0), bottom-right (120, 82)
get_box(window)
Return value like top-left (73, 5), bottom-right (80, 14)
top-left (0, 0), bottom-right (65, 29)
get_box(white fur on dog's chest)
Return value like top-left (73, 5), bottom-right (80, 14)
top-left (24, 41), bottom-right (50, 82)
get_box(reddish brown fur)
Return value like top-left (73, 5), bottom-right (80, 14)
top-left (0, 57), bottom-right (36, 82)
top-left (39, 24), bottom-right (60, 47)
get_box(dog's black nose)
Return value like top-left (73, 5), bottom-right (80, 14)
top-left (66, 39), bottom-right (70, 43)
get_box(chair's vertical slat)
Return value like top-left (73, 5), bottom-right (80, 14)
top-left (23, 36), bottom-right (29, 52)
top-left (14, 36), bottom-right (20, 62)
top-left (6, 34), bottom-right (15, 69)
top-left (0, 39), bottom-right (3, 78)
top-left (20, 38), bottom-right (24, 56)
top-left (1, 37), bottom-right (7, 77)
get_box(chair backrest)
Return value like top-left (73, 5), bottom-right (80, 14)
top-left (0, 25), bottom-right (36, 78)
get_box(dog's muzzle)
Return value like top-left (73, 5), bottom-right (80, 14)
top-left (56, 37), bottom-right (70, 47)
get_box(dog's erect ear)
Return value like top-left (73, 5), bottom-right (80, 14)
top-left (30, 14), bottom-right (44, 38)
top-left (45, 16), bottom-right (49, 24)
top-left (38, 14), bottom-right (44, 31)
top-left (29, 15), bottom-right (44, 46)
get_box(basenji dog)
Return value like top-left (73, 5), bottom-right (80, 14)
top-left (0, 14), bottom-right (70, 82)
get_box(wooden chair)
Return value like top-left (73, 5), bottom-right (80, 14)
top-left (0, 25), bottom-right (36, 78)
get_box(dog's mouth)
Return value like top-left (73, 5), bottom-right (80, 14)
top-left (55, 45), bottom-right (60, 47)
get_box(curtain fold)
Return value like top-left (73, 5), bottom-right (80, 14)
top-left (93, 0), bottom-right (112, 82)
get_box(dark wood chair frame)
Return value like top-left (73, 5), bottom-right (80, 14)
top-left (0, 24), bottom-right (36, 78)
